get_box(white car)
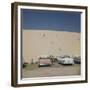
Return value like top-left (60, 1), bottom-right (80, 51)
top-left (57, 57), bottom-right (74, 65)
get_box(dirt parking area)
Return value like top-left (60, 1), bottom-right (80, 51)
top-left (22, 63), bottom-right (81, 78)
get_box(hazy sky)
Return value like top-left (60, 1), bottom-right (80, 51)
top-left (21, 9), bottom-right (81, 32)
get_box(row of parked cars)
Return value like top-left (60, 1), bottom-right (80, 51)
top-left (38, 55), bottom-right (81, 67)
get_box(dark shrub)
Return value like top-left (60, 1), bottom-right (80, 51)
top-left (23, 62), bottom-right (28, 68)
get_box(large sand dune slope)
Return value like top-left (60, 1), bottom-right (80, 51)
top-left (23, 30), bottom-right (80, 63)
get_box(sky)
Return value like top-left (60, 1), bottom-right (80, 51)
top-left (21, 9), bottom-right (81, 32)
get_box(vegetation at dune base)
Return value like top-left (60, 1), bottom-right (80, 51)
top-left (23, 62), bottom-right (38, 70)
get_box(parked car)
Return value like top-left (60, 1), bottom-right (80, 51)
top-left (57, 56), bottom-right (74, 65)
top-left (38, 56), bottom-right (52, 67)
top-left (73, 56), bottom-right (81, 64)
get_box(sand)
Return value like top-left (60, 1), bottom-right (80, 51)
top-left (23, 64), bottom-right (80, 78)
top-left (22, 30), bottom-right (80, 63)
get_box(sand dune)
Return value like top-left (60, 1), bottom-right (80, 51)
top-left (22, 30), bottom-right (80, 63)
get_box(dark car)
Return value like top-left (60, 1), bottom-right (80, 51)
top-left (73, 56), bottom-right (81, 64)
